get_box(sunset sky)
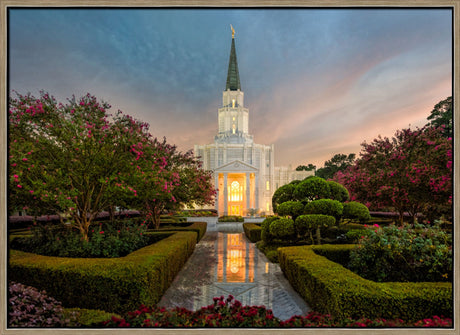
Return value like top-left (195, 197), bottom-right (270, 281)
top-left (8, 8), bottom-right (452, 168)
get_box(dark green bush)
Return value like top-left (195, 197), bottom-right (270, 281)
top-left (278, 245), bottom-right (452, 322)
top-left (156, 221), bottom-right (207, 242)
top-left (343, 202), bottom-right (371, 223)
top-left (304, 199), bottom-right (343, 223)
top-left (243, 223), bottom-right (262, 243)
top-left (261, 216), bottom-right (279, 243)
top-left (276, 201), bottom-right (305, 219)
top-left (272, 182), bottom-right (297, 213)
top-left (327, 181), bottom-right (349, 202)
top-left (269, 218), bottom-right (295, 239)
top-left (348, 223), bottom-right (452, 282)
top-left (293, 176), bottom-right (331, 202)
top-left (10, 220), bottom-right (153, 258)
top-left (295, 214), bottom-right (335, 244)
top-left (9, 231), bottom-right (197, 314)
top-left (218, 215), bottom-right (244, 222)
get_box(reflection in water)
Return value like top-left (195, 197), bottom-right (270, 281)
top-left (217, 233), bottom-right (255, 283)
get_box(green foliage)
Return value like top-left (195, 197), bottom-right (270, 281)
top-left (272, 182), bottom-right (297, 213)
top-left (342, 202), bottom-right (371, 223)
top-left (261, 216), bottom-right (279, 243)
top-left (293, 176), bottom-right (331, 202)
top-left (269, 218), bottom-right (295, 239)
top-left (156, 221), bottom-right (207, 242)
top-left (276, 201), bottom-right (305, 220)
top-left (8, 231), bottom-right (197, 314)
top-left (295, 164), bottom-right (316, 171)
top-left (315, 153), bottom-right (355, 180)
top-left (426, 96), bottom-right (452, 138)
top-left (243, 223), bottom-right (262, 243)
top-left (10, 220), bottom-right (155, 258)
top-left (304, 199), bottom-right (343, 223)
top-left (344, 229), bottom-right (371, 244)
top-left (218, 215), bottom-right (244, 222)
top-left (349, 223), bottom-right (452, 282)
top-left (295, 214), bottom-right (336, 244)
top-left (278, 245), bottom-right (452, 322)
top-left (64, 308), bottom-right (119, 327)
top-left (327, 181), bottom-right (349, 202)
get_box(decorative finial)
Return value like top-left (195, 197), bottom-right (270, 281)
top-left (230, 24), bottom-right (235, 38)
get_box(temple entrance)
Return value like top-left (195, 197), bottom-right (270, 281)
top-left (228, 178), bottom-right (244, 215)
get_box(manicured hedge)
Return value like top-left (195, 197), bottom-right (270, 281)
top-left (278, 244), bottom-right (452, 322)
top-left (155, 221), bottom-right (207, 242)
top-left (8, 231), bottom-right (198, 314)
top-left (243, 223), bottom-right (262, 243)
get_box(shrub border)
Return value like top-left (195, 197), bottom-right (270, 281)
top-left (243, 222), bottom-right (262, 243)
top-left (278, 244), bottom-right (452, 322)
top-left (155, 221), bottom-right (207, 242)
top-left (8, 231), bottom-right (198, 314)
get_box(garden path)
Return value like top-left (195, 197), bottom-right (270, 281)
top-left (158, 219), bottom-right (311, 320)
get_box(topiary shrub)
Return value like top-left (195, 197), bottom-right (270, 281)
top-left (295, 214), bottom-right (336, 244)
top-left (343, 202), bottom-right (371, 223)
top-left (276, 201), bottom-right (305, 220)
top-left (269, 218), bottom-right (295, 240)
top-left (8, 281), bottom-right (78, 327)
top-left (304, 199), bottom-right (343, 223)
top-left (243, 223), bottom-right (262, 243)
top-left (293, 176), bottom-right (331, 202)
top-left (327, 181), bottom-right (349, 202)
top-left (272, 182), bottom-right (298, 213)
top-left (261, 216), bottom-right (279, 243)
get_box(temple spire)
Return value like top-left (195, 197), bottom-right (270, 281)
top-left (226, 25), bottom-right (241, 91)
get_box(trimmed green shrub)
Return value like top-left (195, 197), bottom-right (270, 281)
top-left (64, 308), bottom-right (119, 327)
top-left (272, 182), bottom-right (297, 213)
top-left (276, 201), bottom-right (305, 220)
top-left (156, 221), bottom-right (207, 242)
top-left (327, 180), bottom-right (349, 202)
top-left (261, 216), bottom-right (279, 243)
top-left (304, 199), bottom-right (343, 223)
top-left (243, 223), bottom-right (262, 243)
top-left (293, 176), bottom-right (331, 202)
top-left (8, 231), bottom-right (197, 314)
top-left (269, 218), bottom-right (295, 239)
top-left (218, 215), bottom-right (244, 222)
top-left (278, 244), bottom-right (452, 322)
top-left (343, 202), bottom-right (371, 223)
top-left (295, 214), bottom-right (336, 244)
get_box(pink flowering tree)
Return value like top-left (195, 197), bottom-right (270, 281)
top-left (127, 137), bottom-right (215, 229)
top-left (334, 126), bottom-right (452, 224)
top-left (8, 92), bottom-right (140, 240)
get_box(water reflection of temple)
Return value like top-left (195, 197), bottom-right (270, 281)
top-left (193, 232), bottom-right (275, 310)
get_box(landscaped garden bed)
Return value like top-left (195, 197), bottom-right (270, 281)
top-left (9, 231), bottom-right (199, 314)
top-left (278, 244), bottom-right (452, 322)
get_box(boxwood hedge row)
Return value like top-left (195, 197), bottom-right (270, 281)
top-left (155, 221), bottom-right (207, 242)
top-left (8, 231), bottom-right (198, 314)
top-left (243, 223), bottom-right (262, 243)
top-left (278, 244), bottom-right (452, 322)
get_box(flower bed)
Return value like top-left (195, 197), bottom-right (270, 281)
top-left (278, 244), bottom-right (452, 322)
top-left (218, 215), bottom-right (244, 222)
top-left (8, 231), bottom-right (198, 314)
top-left (99, 295), bottom-right (452, 328)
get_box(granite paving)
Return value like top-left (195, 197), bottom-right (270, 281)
top-left (158, 219), bottom-right (310, 320)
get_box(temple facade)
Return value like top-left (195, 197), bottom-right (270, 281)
top-left (194, 29), bottom-right (313, 216)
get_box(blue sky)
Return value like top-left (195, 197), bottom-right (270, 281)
top-left (8, 8), bottom-right (452, 168)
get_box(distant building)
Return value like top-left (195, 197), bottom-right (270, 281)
top-left (194, 29), bottom-right (313, 216)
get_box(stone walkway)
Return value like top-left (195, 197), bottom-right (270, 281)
top-left (158, 220), bottom-right (310, 320)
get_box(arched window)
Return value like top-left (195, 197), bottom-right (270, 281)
top-left (230, 181), bottom-right (242, 201)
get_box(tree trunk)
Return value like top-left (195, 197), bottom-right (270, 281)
top-left (316, 227), bottom-right (322, 245)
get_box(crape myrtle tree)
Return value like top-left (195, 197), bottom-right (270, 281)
top-left (9, 92), bottom-right (138, 240)
top-left (334, 126), bottom-right (452, 224)
top-left (9, 91), bottom-right (216, 238)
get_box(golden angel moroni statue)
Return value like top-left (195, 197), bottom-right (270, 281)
top-left (231, 24), bottom-right (235, 38)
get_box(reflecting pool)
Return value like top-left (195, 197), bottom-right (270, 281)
top-left (158, 231), bottom-right (310, 320)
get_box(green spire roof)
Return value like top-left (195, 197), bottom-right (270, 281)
top-left (225, 37), bottom-right (241, 91)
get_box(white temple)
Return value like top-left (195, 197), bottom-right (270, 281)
top-left (194, 28), bottom-right (313, 216)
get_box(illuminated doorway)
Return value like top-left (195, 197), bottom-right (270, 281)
top-left (228, 179), bottom-right (243, 215)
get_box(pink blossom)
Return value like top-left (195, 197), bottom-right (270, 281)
top-left (17, 184), bottom-right (22, 188)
